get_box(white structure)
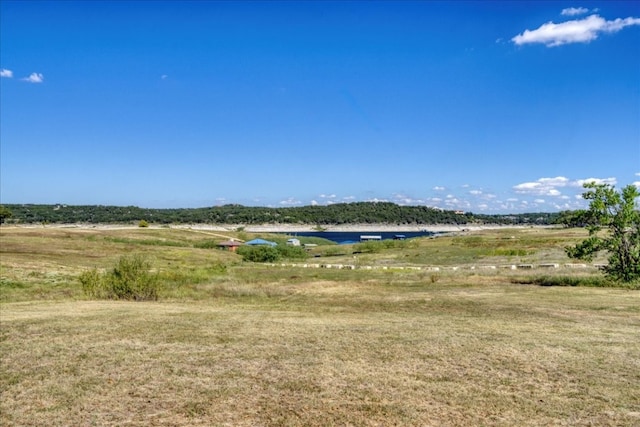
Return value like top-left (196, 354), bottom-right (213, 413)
top-left (286, 238), bottom-right (301, 246)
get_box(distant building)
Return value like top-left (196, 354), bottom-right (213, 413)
top-left (286, 238), bottom-right (301, 246)
top-left (245, 238), bottom-right (277, 247)
top-left (218, 240), bottom-right (242, 252)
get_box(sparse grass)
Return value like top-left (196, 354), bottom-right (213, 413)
top-left (512, 274), bottom-right (639, 289)
top-left (1, 225), bottom-right (638, 426)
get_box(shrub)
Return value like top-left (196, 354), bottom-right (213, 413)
top-left (79, 268), bottom-right (104, 298)
top-left (276, 245), bottom-right (309, 260)
top-left (79, 254), bottom-right (160, 301)
top-left (138, 219), bottom-right (149, 227)
top-left (237, 245), bottom-right (281, 263)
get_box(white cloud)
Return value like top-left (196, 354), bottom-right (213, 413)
top-left (468, 190), bottom-right (482, 195)
top-left (561, 7), bottom-right (589, 16)
top-left (22, 72), bottom-right (44, 83)
top-left (0, 69), bottom-right (13, 78)
top-left (279, 197), bottom-right (301, 206)
top-left (635, 172), bottom-right (640, 177)
top-left (310, 200), bottom-right (318, 206)
top-left (432, 186), bottom-right (445, 191)
top-left (512, 14), bottom-right (640, 47)
top-left (513, 176), bottom-right (569, 196)
top-left (392, 194), bottom-right (426, 205)
top-left (575, 177), bottom-right (617, 187)
top-left (514, 176), bottom-right (622, 199)
top-left (632, 181), bottom-right (640, 189)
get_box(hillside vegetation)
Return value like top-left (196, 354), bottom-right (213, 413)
top-left (2, 202), bottom-right (562, 225)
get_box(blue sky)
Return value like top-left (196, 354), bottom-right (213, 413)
top-left (1, 1), bottom-right (639, 213)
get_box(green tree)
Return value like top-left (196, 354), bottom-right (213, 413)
top-left (0, 205), bottom-right (12, 223)
top-left (566, 182), bottom-right (640, 283)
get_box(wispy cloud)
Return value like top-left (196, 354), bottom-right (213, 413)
top-left (561, 7), bottom-right (590, 17)
top-left (513, 176), bottom-right (618, 197)
top-left (279, 197), bottom-right (302, 206)
top-left (512, 14), bottom-right (640, 47)
top-left (0, 69), bottom-right (13, 78)
top-left (391, 194), bottom-right (426, 205)
top-left (21, 72), bottom-right (44, 83)
top-left (432, 186), bottom-right (445, 191)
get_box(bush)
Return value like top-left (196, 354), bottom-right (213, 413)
top-left (138, 220), bottom-right (149, 227)
top-left (79, 268), bottom-right (104, 298)
top-left (237, 245), bottom-right (281, 263)
top-left (79, 254), bottom-right (160, 301)
top-left (276, 245), bottom-right (309, 260)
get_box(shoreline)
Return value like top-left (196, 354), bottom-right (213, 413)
top-left (3, 223), bottom-right (555, 233)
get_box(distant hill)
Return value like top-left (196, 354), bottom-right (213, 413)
top-left (1, 202), bottom-right (563, 226)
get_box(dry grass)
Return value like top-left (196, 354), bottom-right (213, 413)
top-left (1, 226), bottom-right (639, 426)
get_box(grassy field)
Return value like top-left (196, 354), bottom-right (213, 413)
top-left (1, 226), bottom-right (638, 426)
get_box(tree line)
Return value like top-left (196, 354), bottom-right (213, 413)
top-left (0, 202), bottom-right (562, 225)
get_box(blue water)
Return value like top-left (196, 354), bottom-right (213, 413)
top-left (276, 231), bottom-right (439, 244)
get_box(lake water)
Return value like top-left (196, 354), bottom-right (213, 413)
top-left (275, 230), bottom-right (440, 244)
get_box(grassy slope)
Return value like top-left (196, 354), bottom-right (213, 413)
top-left (1, 226), bottom-right (638, 426)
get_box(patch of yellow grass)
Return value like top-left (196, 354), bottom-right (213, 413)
top-left (2, 283), bottom-right (639, 426)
